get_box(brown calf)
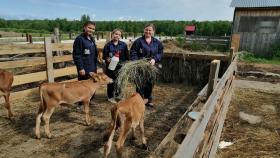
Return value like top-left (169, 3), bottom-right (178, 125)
top-left (35, 72), bottom-right (112, 139)
top-left (0, 69), bottom-right (14, 118)
top-left (104, 93), bottom-right (147, 158)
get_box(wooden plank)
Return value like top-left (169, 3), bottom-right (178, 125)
top-left (13, 71), bottom-right (47, 86)
top-left (0, 57), bottom-right (45, 69)
top-left (207, 60), bottom-right (220, 98)
top-left (164, 52), bottom-right (229, 61)
top-left (45, 37), bottom-right (54, 83)
top-left (0, 44), bottom-right (44, 55)
top-left (0, 55), bottom-right (73, 69)
top-left (198, 75), bottom-right (234, 158)
top-left (0, 78), bottom-right (79, 104)
top-left (54, 66), bottom-right (77, 78)
top-left (12, 66), bottom-right (77, 86)
top-left (53, 55), bottom-right (73, 63)
top-left (174, 57), bottom-right (236, 158)
top-left (52, 43), bottom-right (72, 51)
top-left (208, 77), bottom-right (234, 158)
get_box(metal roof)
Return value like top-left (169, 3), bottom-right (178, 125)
top-left (230, 0), bottom-right (280, 8)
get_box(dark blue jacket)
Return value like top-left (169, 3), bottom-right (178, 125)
top-left (103, 40), bottom-right (129, 65)
top-left (72, 33), bottom-right (98, 74)
top-left (130, 36), bottom-right (164, 62)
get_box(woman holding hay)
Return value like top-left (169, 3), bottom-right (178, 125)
top-left (103, 29), bottom-right (129, 103)
top-left (130, 23), bottom-right (164, 107)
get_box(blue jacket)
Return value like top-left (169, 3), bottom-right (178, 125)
top-left (72, 33), bottom-right (98, 74)
top-left (103, 40), bottom-right (129, 65)
top-left (130, 36), bottom-right (164, 62)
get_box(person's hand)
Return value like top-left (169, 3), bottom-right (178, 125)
top-left (79, 69), bottom-right (86, 76)
top-left (106, 58), bottom-right (111, 63)
top-left (89, 72), bottom-right (95, 76)
top-left (149, 59), bottom-right (155, 66)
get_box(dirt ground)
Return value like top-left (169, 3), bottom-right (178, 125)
top-left (0, 83), bottom-right (197, 158)
top-left (217, 62), bottom-right (280, 158)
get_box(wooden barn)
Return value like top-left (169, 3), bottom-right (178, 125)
top-left (230, 0), bottom-right (280, 56)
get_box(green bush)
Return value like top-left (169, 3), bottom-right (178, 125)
top-left (271, 41), bottom-right (280, 58)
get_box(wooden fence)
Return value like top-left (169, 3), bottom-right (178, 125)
top-left (185, 36), bottom-right (230, 46)
top-left (151, 48), bottom-right (237, 158)
top-left (0, 37), bottom-right (104, 104)
top-left (175, 48), bottom-right (236, 158)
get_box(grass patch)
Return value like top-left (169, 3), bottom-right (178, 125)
top-left (240, 52), bottom-right (280, 65)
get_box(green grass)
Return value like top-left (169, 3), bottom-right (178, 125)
top-left (240, 52), bottom-right (280, 65)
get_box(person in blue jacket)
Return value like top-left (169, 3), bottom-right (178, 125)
top-left (130, 23), bottom-right (164, 107)
top-left (73, 21), bottom-right (98, 81)
top-left (103, 29), bottom-right (129, 103)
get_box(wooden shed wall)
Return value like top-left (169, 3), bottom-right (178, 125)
top-left (232, 8), bottom-right (280, 56)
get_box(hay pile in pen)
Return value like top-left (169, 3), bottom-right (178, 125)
top-left (115, 59), bottom-right (159, 98)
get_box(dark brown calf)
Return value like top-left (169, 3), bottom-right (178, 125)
top-left (0, 69), bottom-right (14, 118)
top-left (35, 72), bottom-right (112, 139)
top-left (104, 93), bottom-right (147, 158)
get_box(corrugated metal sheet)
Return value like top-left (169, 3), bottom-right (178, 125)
top-left (230, 0), bottom-right (280, 8)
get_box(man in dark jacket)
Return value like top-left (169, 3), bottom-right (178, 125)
top-left (73, 21), bottom-right (98, 80)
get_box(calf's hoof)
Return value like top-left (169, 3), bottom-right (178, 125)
top-left (35, 135), bottom-right (41, 139)
top-left (142, 144), bottom-right (148, 150)
top-left (8, 112), bottom-right (14, 118)
top-left (46, 133), bottom-right (52, 139)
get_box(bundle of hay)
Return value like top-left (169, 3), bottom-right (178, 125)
top-left (115, 59), bottom-right (159, 98)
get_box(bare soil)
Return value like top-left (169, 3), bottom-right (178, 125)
top-left (0, 83), bottom-right (197, 158)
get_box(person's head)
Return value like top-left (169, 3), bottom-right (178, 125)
top-left (111, 28), bottom-right (122, 42)
top-left (144, 23), bottom-right (155, 38)
top-left (83, 21), bottom-right (96, 36)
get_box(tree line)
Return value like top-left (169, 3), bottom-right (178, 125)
top-left (0, 15), bottom-right (232, 36)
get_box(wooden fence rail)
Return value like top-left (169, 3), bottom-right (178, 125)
top-left (173, 48), bottom-right (237, 158)
top-left (0, 37), bottom-right (81, 104)
top-left (185, 36), bottom-right (231, 46)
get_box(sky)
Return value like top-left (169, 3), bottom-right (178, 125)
top-left (0, 0), bottom-right (234, 21)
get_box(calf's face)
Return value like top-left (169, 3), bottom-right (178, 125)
top-left (92, 72), bottom-right (113, 85)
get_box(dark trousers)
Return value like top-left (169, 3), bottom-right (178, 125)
top-left (106, 68), bottom-right (119, 99)
top-left (136, 81), bottom-right (153, 103)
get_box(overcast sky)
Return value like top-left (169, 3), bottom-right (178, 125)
top-left (0, 0), bottom-right (234, 21)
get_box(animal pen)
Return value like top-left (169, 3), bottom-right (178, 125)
top-left (0, 37), bottom-right (238, 158)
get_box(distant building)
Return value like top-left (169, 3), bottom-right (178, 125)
top-left (185, 25), bottom-right (196, 36)
top-left (230, 0), bottom-right (280, 56)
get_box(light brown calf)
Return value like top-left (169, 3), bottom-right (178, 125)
top-left (104, 93), bottom-right (147, 158)
top-left (35, 72), bottom-right (112, 139)
top-left (0, 69), bottom-right (14, 118)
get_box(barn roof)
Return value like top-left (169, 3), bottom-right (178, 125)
top-left (230, 0), bottom-right (280, 8)
top-left (185, 25), bottom-right (196, 32)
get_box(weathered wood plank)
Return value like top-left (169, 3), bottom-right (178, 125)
top-left (174, 56), bottom-right (236, 158)
top-left (45, 37), bottom-right (54, 82)
top-left (0, 55), bottom-right (73, 69)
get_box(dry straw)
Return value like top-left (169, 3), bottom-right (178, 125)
top-left (115, 59), bottom-right (159, 98)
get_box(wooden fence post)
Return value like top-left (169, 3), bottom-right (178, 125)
top-left (105, 32), bottom-right (112, 43)
top-left (53, 28), bottom-right (64, 67)
top-left (28, 35), bottom-right (33, 44)
top-left (207, 60), bottom-right (220, 98)
top-left (26, 33), bottom-right (29, 42)
top-left (228, 47), bottom-right (235, 67)
top-left (44, 37), bottom-right (54, 83)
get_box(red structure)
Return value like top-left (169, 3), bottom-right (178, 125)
top-left (185, 25), bottom-right (196, 36)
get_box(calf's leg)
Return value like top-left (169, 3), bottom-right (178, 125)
top-left (4, 92), bottom-right (13, 118)
top-left (43, 107), bottom-right (55, 138)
